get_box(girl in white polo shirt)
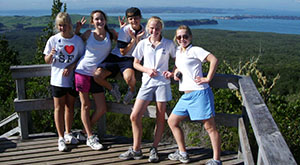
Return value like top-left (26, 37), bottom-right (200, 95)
top-left (119, 16), bottom-right (176, 163)
top-left (167, 25), bottom-right (222, 165)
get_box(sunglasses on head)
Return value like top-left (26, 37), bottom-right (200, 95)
top-left (176, 34), bottom-right (189, 40)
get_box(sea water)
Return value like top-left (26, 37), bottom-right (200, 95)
top-left (1, 9), bottom-right (300, 35)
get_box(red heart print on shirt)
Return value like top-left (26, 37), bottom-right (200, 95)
top-left (64, 45), bottom-right (74, 54)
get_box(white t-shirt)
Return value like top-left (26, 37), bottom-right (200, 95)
top-left (111, 24), bottom-right (147, 58)
top-left (132, 37), bottom-right (176, 87)
top-left (175, 44), bottom-right (210, 91)
top-left (43, 33), bottom-right (84, 87)
top-left (75, 31), bottom-right (111, 76)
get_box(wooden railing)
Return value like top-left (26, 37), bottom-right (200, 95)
top-left (9, 64), bottom-right (296, 165)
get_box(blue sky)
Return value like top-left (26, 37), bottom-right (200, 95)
top-left (1, 0), bottom-right (300, 12)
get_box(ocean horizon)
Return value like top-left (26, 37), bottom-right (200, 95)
top-left (1, 8), bottom-right (300, 35)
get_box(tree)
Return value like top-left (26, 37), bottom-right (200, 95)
top-left (0, 36), bottom-right (20, 134)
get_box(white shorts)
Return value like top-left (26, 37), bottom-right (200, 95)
top-left (136, 84), bottom-right (172, 102)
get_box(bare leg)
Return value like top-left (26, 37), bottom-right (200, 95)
top-left (167, 113), bottom-right (187, 152)
top-left (203, 117), bottom-right (221, 161)
top-left (130, 99), bottom-right (151, 151)
top-left (152, 102), bottom-right (167, 148)
top-left (64, 93), bottom-right (76, 134)
top-left (94, 68), bottom-right (113, 91)
top-left (123, 68), bottom-right (136, 92)
top-left (53, 96), bottom-right (66, 138)
top-left (90, 92), bottom-right (107, 127)
top-left (79, 92), bottom-right (93, 137)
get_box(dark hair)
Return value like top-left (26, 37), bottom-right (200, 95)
top-left (90, 10), bottom-right (113, 40)
top-left (126, 7), bottom-right (142, 18)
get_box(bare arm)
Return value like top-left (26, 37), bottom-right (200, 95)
top-left (195, 54), bottom-right (218, 84)
top-left (120, 30), bottom-right (145, 56)
top-left (44, 48), bottom-right (56, 64)
top-left (133, 58), bottom-right (158, 78)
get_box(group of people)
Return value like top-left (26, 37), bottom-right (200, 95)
top-left (43, 7), bottom-right (221, 165)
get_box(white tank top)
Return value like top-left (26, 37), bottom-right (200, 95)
top-left (75, 31), bottom-right (111, 76)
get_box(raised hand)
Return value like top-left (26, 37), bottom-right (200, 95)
top-left (75, 17), bottom-right (87, 35)
top-left (118, 16), bottom-right (127, 28)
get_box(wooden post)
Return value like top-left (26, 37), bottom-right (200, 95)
top-left (15, 78), bottom-right (29, 139)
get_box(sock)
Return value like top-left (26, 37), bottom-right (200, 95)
top-left (179, 151), bottom-right (187, 157)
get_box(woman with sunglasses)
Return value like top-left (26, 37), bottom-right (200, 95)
top-left (167, 25), bottom-right (221, 165)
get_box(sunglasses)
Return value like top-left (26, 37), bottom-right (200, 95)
top-left (176, 34), bottom-right (189, 40)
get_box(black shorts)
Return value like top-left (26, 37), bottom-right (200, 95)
top-left (51, 85), bottom-right (78, 98)
top-left (98, 53), bottom-right (134, 78)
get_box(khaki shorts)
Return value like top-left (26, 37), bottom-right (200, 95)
top-left (136, 84), bottom-right (172, 102)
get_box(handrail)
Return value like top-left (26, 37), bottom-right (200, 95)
top-left (10, 64), bottom-right (296, 164)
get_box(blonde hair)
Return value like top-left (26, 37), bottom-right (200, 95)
top-left (55, 12), bottom-right (73, 34)
top-left (173, 25), bottom-right (193, 44)
top-left (146, 16), bottom-right (164, 33)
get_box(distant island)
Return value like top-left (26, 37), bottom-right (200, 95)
top-left (213, 15), bottom-right (300, 20)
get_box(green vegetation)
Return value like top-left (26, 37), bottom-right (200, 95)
top-left (0, 2), bottom-right (299, 163)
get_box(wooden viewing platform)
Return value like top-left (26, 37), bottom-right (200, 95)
top-left (0, 64), bottom-right (297, 165)
top-left (0, 134), bottom-right (242, 164)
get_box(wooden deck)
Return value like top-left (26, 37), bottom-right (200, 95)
top-left (0, 134), bottom-right (243, 165)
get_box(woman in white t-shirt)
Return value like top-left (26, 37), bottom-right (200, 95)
top-left (119, 16), bottom-right (176, 163)
top-left (44, 12), bottom-right (84, 152)
top-left (74, 10), bottom-right (117, 151)
top-left (167, 25), bottom-right (222, 165)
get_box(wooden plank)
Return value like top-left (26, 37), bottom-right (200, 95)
top-left (238, 118), bottom-right (254, 165)
top-left (238, 76), bottom-right (296, 165)
top-left (0, 127), bottom-right (20, 138)
top-left (10, 64), bottom-right (51, 79)
top-left (0, 112), bottom-right (18, 127)
top-left (209, 73), bottom-right (240, 90)
top-left (0, 136), bottom-right (241, 165)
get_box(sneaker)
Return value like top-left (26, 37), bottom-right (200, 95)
top-left (119, 147), bottom-right (143, 160)
top-left (206, 159), bottom-right (222, 165)
top-left (168, 150), bottom-right (190, 163)
top-left (76, 131), bottom-right (87, 142)
top-left (110, 83), bottom-right (121, 103)
top-left (148, 147), bottom-right (159, 163)
top-left (123, 88), bottom-right (135, 105)
top-left (86, 135), bottom-right (103, 150)
top-left (64, 133), bottom-right (79, 144)
top-left (58, 138), bottom-right (67, 152)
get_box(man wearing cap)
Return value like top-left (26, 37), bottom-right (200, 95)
top-left (94, 7), bottom-right (147, 105)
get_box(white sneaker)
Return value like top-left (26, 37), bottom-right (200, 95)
top-left (58, 138), bottom-right (67, 152)
top-left (64, 133), bottom-right (79, 144)
top-left (86, 135), bottom-right (103, 150)
top-left (123, 88), bottom-right (135, 105)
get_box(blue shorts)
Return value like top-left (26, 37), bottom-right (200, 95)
top-left (172, 88), bottom-right (215, 121)
top-left (98, 53), bottom-right (134, 78)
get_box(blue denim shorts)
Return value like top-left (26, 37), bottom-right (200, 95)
top-left (171, 87), bottom-right (215, 121)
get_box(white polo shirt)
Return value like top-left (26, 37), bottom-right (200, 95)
top-left (132, 36), bottom-right (176, 87)
top-left (175, 44), bottom-right (210, 91)
top-left (111, 24), bottom-right (147, 58)
top-left (44, 33), bottom-right (84, 87)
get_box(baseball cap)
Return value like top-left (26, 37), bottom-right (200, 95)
top-left (126, 7), bottom-right (141, 17)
